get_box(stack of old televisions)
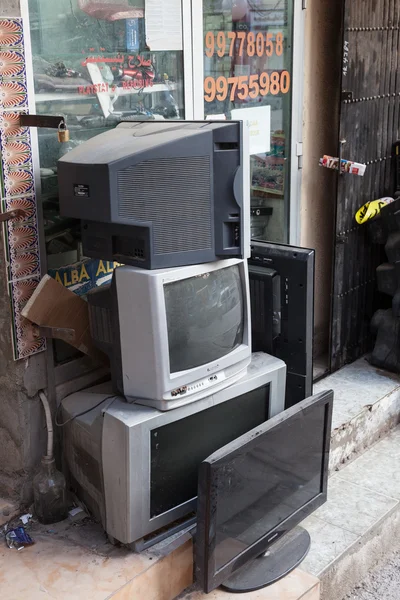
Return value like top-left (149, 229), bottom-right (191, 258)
top-left (57, 120), bottom-right (328, 594)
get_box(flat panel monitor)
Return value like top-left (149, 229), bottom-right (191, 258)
top-left (249, 241), bottom-right (315, 408)
top-left (196, 390), bottom-right (333, 593)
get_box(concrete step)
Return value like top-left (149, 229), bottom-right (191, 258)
top-left (178, 359), bottom-right (400, 600)
top-left (300, 425), bottom-right (400, 600)
top-left (180, 426), bottom-right (400, 600)
top-left (0, 515), bottom-right (193, 600)
top-left (314, 357), bottom-right (400, 471)
top-left (179, 569), bottom-right (320, 600)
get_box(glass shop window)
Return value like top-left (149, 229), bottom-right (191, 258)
top-left (28, 0), bottom-right (185, 364)
top-left (203, 0), bottom-right (294, 243)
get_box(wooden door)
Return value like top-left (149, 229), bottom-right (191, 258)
top-left (330, 0), bottom-right (400, 371)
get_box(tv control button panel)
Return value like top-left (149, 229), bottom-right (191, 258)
top-left (168, 371), bottom-right (227, 399)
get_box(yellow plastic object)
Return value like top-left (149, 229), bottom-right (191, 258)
top-left (355, 197), bottom-right (394, 225)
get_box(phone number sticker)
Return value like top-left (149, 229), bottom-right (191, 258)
top-left (205, 31), bottom-right (284, 58)
top-left (204, 71), bottom-right (290, 103)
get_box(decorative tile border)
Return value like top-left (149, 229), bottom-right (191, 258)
top-left (8, 276), bottom-right (46, 359)
top-left (0, 17), bottom-right (45, 360)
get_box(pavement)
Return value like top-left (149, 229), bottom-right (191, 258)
top-left (344, 549), bottom-right (400, 600)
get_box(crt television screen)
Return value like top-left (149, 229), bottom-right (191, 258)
top-left (150, 385), bottom-right (270, 518)
top-left (164, 265), bottom-right (244, 373)
top-left (212, 401), bottom-right (327, 571)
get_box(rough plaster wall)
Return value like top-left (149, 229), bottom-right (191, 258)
top-left (0, 0), bottom-right (48, 504)
top-left (301, 0), bottom-right (343, 358)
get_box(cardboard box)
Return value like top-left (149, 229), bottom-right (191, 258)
top-left (21, 275), bottom-right (108, 365)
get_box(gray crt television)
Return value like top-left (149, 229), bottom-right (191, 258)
top-left (57, 121), bottom-right (250, 269)
top-left (87, 258), bottom-right (251, 411)
top-left (61, 353), bottom-right (286, 552)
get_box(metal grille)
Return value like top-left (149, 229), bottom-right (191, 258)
top-left (88, 304), bottom-right (112, 345)
top-left (331, 0), bottom-right (400, 370)
top-left (250, 277), bottom-right (266, 338)
top-left (117, 156), bottom-right (212, 255)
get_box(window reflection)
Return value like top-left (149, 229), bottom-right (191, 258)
top-left (28, 0), bottom-right (185, 363)
top-left (203, 0), bottom-right (293, 243)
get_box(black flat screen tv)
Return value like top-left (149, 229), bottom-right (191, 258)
top-left (249, 241), bottom-right (315, 408)
top-left (196, 390), bottom-right (333, 594)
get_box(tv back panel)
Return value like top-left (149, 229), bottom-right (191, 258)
top-left (249, 241), bottom-right (315, 408)
top-left (61, 352), bottom-right (286, 551)
top-left (196, 390), bottom-right (333, 593)
top-left (57, 121), bottom-right (250, 269)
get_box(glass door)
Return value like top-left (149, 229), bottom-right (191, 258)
top-left (197, 0), bottom-right (301, 244)
top-left (25, 0), bottom-right (189, 365)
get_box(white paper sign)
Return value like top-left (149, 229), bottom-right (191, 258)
top-left (145, 0), bottom-right (183, 51)
top-left (206, 114), bottom-right (227, 121)
top-left (231, 106), bottom-right (271, 155)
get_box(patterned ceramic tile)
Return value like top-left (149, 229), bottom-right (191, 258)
top-left (0, 80), bottom-right (27, 109)
top-left (0, 49), bottom-right (25, 79)
top-left (7, 219), bottom-right (38, 254)
top-left (0, 18), bottom-right (44, 360)
top-left (8, 276), bottom-right (45, 360)
top-left (0, 19), bottom-right (23, 49)
top-left (3, 166), bottom-right (34, 197)
top-left (16, 319), bottom-right (46, 359)
top-left (4, 195), bottom-right (36, 221)
top-left (10, 249), bottom-right (40, 280)
top-left (1, 139), bottom-right (31, 166)
top-left (11, 276), bottom-right (40, 307)
top-left (0, 110), bottom-right (29, 138)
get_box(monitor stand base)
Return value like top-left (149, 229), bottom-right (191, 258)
top-left (221, 526), bottom-right (311, 593)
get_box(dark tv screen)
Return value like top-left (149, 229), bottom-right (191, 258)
top-left (150, 385), bottom-right (270, 518)
top-left (196, 391), bottom-right (333, 593)
top-left (213, 402), bottom-right (326, 571)
top-left (164, 264), bottom-right (244, 373)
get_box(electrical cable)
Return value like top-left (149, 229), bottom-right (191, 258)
top-left (38, 391), bottom-right (54, 459)
top-left (55, 394), bottom-right (116, 427)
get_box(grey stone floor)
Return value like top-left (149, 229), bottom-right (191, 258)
top-left (344, 548), bottom-right (400, 600)
top-left (300, 426), bottom-right (400, 577)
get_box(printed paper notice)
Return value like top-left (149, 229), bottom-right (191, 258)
top-left (145, 0), bottom-right (183, 51)
top-left (231, 106), bottom-right (271, 155)
top-left (206, 114), bottom-right (227, 121)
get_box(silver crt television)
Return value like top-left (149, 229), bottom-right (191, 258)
top-left (61, 353), bottom-right (286, 551)
top-left (57, 121), bottom-right (250, 269)
top-left (87, 258), bottom-right (251, 410)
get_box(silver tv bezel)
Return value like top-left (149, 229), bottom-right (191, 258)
top-left (115, 258), bottom-right (252, 410)
top-left (101, 353), bottom-right (286, 546)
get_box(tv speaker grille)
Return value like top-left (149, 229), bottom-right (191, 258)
top-left (88, 304), bottom-right (112, 344)
top-left (250, 277), bottom-right (266, 334)
top-left (117, 156), bottom-right (212, 255)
